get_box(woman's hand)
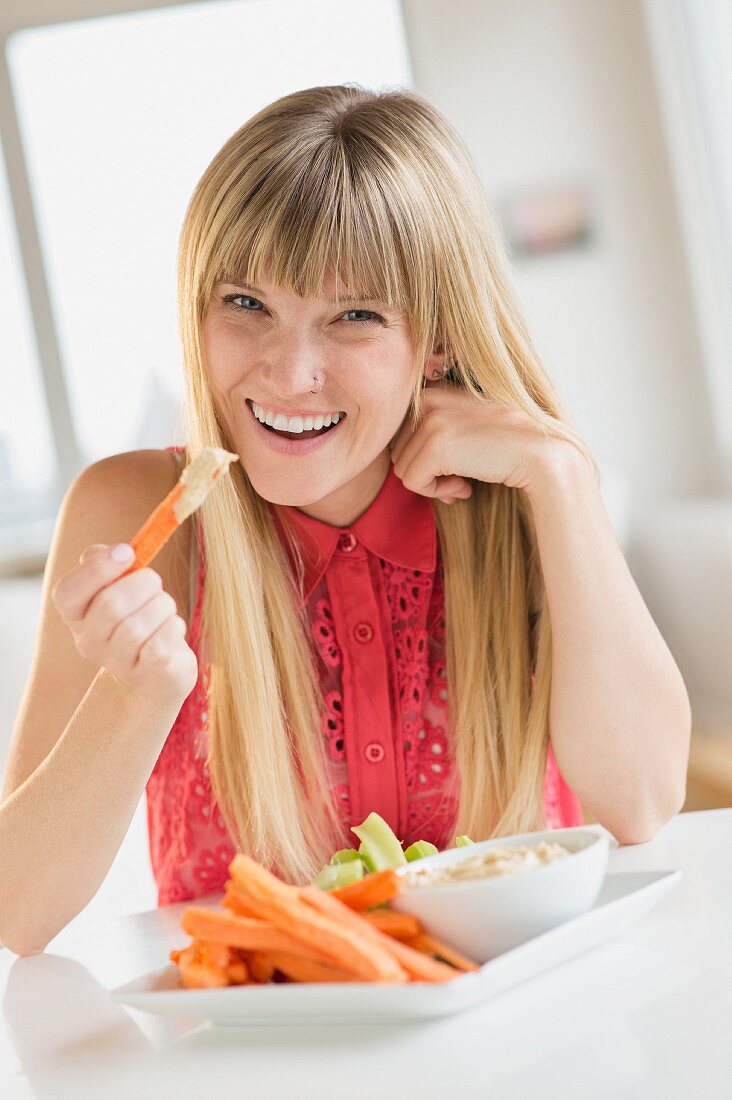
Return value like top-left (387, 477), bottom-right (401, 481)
top-left (388, 381), bottom-right (582, 503)
top-left (52, 544), bottom-right (199, 706)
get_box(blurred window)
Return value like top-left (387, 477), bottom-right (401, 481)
top-left (1, 0), bottom-right (412, 552)
top-left (646, 0), bottom-right (732, 469)
top-left (0, 158), bottom-right (56, 527)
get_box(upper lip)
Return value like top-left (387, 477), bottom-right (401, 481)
top-left (248, 399), bottom-right (346, 418)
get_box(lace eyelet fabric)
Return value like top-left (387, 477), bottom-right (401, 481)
top-left (146, 447), bottom-right (582, 905)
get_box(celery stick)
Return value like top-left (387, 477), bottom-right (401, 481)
top-left (351, 812), bottom-right (408, 870)
top-left (404, 840), bottom-right (439, 862)
top-left (358, 842), bottom-right (377, 873)
top-left (454, 835), bottom-right (475, 847)
top-left (312, 864), bottom-right (340, 890)
top-left (312, 858), bottom-right (366, 890)
top-left (330, 848), bottom-right (362, 865)
top-left (332, 859), bottom-right (366, 886)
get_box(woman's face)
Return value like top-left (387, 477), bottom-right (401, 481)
top-left (202, 268), bottom-right (426, 527)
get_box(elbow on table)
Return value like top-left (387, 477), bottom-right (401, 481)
top-left (612, 821), bottom-right (665, 846)
top-left (608, 793), bottom-right (686, 847)
top-left (0, 934), bottom-right (49, 957)
top-left (0, 932), bottom-right (49, 959)
top-left (0, 917), bottom-right (53, 957)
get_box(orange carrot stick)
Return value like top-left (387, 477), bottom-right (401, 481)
top-left (371, 934), bottom-right (462, 982)
top-left (178, 961), bottom-right (229, 989)
top-left (197, 938), bottom-right (234, 970)
top-left (300, 886), bottom-right (460, 982)
top-left (250, 951), bottom-right (362, 984)
top-left (361, 909), bottom-right (422, 940)
top-left (174, 945), bottom-right (230, 989)
top-left (223, 885), bottom-right (262, 920)
top-left (330, 869), bottom-right (403, 910)
top-left (180, 905), bottom-right (329, 956)
top-left (121, 447), bottom-right (238, 573)
top-left (126, 481), bottom-right (187, 570)
top-left (222, 890), bottom-right (369, 971)
top-left (229, 855), bottom-right (408, 983)
top-left (172, 937), bottom-right (252, 986)
top-left (247, 953), bottom-right (278, 984)
top-left (225, 957), bottom-right (250, 984)
top-left (406, 933), bottom-right (480, 972)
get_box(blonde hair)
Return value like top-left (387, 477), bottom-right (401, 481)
top-left (176, 84), bottom-right (597, 884)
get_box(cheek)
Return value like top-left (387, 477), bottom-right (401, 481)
top-left (206, 332), bottom-right (256, 392)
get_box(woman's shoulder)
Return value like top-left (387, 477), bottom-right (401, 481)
top-left (77, 446), bottom-right (194, 622)
top-left (78, 446), bottom-right (184, 521)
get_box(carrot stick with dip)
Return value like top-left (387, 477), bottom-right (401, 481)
top-left (121, 446), bottom-right (238, 574)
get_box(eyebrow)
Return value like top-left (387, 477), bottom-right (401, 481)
top-left (218, 279), bottom-right (392, 307)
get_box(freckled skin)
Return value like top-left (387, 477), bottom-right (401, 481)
top-left (201, 269), bottom-right (440, 528)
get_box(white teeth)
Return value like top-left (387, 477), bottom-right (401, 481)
top-left (251, 401), bottom-right (344, 434)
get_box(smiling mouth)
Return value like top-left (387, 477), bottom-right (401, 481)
top-left (247, 400), bottom-right (346, 440)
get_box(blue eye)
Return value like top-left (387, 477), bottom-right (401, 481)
top-left (223, 294), bottom-right (263, 312)
top-left (222, 295), bottom-right (383, 325)
top-left (343, 309), bottom-right (383, 326)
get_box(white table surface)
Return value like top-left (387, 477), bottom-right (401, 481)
top-left (1, 808), bottom-right (730, 1100)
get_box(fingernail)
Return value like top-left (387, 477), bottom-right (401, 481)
top-left (109, 543), bottom-right (134, 563)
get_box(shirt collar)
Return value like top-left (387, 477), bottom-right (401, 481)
top-left (271, 464), bottom-right (437, 601)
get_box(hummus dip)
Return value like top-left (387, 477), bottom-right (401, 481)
top-left (404, 840), bottom-right (572, 888)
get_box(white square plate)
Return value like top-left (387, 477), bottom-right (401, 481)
top-left (109, 869), bottom-right (681, 1027)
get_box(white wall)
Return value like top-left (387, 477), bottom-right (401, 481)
top-left (401, 0), bottom-right (720, 527)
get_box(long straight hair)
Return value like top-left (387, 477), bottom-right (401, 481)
top-left (176, 84), bottom-right (598, 883)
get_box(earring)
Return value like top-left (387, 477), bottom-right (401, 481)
top-left (428, 363), bottom-right (450, 381)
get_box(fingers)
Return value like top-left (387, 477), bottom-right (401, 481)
top-left (53, 544), bottom-right (139, 624)
top-left (106, 590), bottom-right (182, 673)
top-left (79, 544), bottom-right (109, 564)
top-left (136, 611), bottom-right (189, 670)
top-left (80, 568), bottom-right (165, 651)
top-left (395, 465), bottom-right (472, 504)
top-left (434, 474), bottom-right (471, 499)
top-left (52, 541), bottom-right (198, 705)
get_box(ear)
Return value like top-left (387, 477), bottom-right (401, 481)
top-left (424, 349), bottom-right (448, 381)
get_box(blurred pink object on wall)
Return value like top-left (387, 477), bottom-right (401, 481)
top-left (500, 183), bottom-right (596, 256)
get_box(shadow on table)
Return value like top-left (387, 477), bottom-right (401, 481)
top-left (2, 953), bottom-right (204, 1097)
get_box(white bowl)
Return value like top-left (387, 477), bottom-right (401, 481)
top-left (391, 826), bottom-right (610, 963)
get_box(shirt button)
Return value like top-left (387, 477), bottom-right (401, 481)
top-left (364, 741), bottom-right (385, 763)
top-left (353, 621), bottom-right (374, 643)
top-left (338, 531), bottom-right (357, 552)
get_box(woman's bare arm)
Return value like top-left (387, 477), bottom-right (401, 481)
top-left (0, 451), bottom-right (193, 954)
top-left (525, 446), bottom-right (691, 843)
top-left (0, 666), bottom-right (186, 954)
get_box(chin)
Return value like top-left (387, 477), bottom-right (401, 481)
top-left (244, 468), bottom-right (327, 508)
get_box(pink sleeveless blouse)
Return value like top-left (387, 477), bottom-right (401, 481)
top-left (145, 446), bottom-right (583, 905)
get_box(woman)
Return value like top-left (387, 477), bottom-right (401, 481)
top-left (0, 85), bottom-right (690, 952)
